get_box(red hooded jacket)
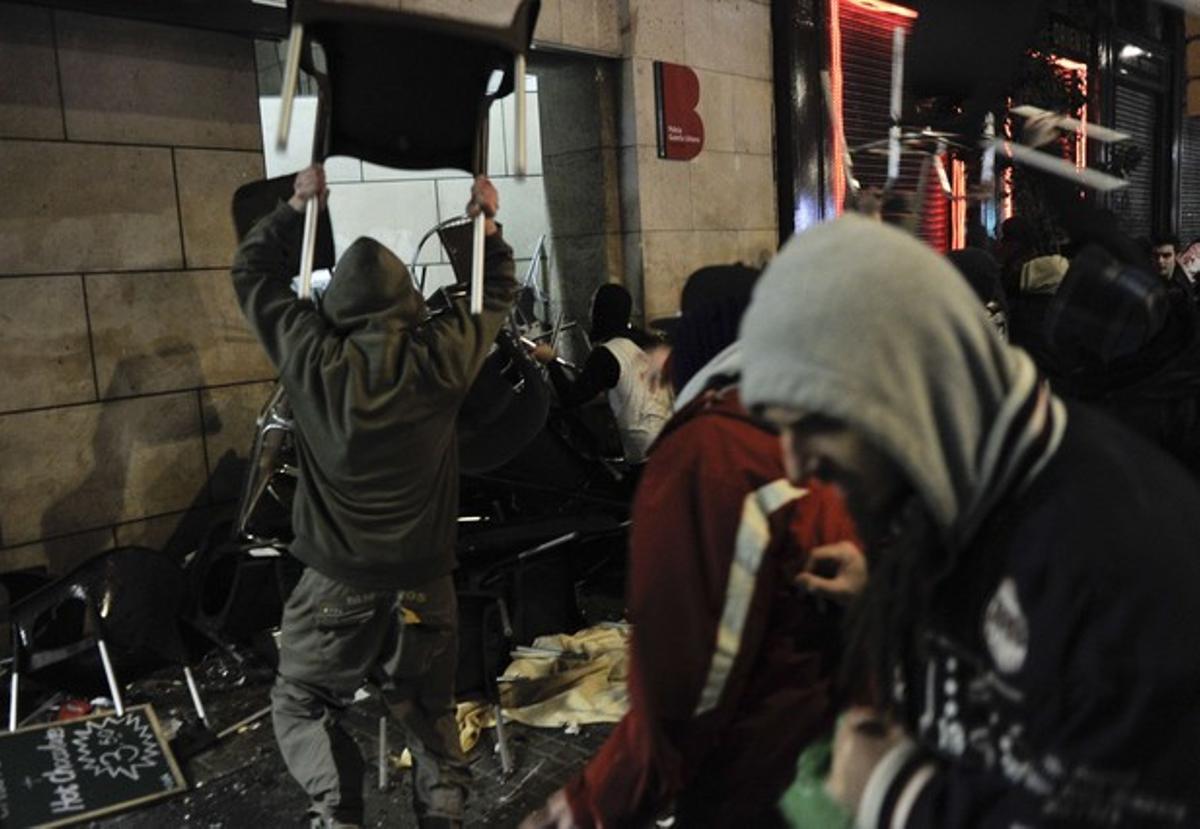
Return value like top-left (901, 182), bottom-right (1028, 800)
top-left (563, 386), bottom-right (859, 827)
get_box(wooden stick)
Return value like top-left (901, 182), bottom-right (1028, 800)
top-left (514, 54), bottom-right (528, 179)
top-left (299, 198), bottom-right (319, 300)
top-left (277, 23), bottom-right (305, 151)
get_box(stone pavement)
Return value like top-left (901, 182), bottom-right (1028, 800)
top-left (80, 653), bottom-right (611, 829)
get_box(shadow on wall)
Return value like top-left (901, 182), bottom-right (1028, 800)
top-left (37, 344), bottom-right (220, 574)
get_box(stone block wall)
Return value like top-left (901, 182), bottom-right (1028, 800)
top-left (618, 0), bottom-right (778, 320)
top-left (0, 0), bottom-right (778, 573)
top-left (0, 3), bottom-right (272, 573)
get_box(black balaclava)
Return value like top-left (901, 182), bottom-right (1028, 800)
top-left (321, 237), bottom-right (427, 331)
top-left (589, 283), bottom-right (634, 343)
top-left (670, 263), bottom-right (761, 393)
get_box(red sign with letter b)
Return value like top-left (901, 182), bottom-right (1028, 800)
top-left (655, 61), bottom-right (704, 160)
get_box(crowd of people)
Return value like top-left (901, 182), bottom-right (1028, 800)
top-left (234, 164), bottom-right (1200, 828)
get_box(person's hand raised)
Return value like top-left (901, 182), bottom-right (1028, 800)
top-left (288, 164), bottom-right (328, 212)
top-left (468, 175), bottom-right (499, 236)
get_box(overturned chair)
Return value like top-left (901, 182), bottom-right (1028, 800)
top-left (9, 547), bottom-right (210, 731)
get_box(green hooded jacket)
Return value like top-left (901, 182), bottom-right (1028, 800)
top-left (232, 203), bottom-right (516, 589)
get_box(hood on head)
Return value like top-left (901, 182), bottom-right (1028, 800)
top-left (1018, 254), bottom-right (1070, 295)
top-left (739, 214), bottom-right (1062, 550)
top-left (321, 237), bottom-right (427, 330)
top-left (671, 263), bottom-right (761, 393)
top-left (590, 283), bottom-right (633, 341)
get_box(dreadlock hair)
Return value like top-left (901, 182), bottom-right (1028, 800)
top-left (839, 494), bottom-right (948, 714)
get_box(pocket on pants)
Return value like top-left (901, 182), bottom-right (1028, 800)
top-left (316, 596), bottom-right (380, 630)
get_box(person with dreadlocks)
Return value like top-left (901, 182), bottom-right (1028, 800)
top-left (530, 283), bottom-right (672, 464)
top-left (520, 264), bottom-right (862, 829)
top-left (740, 214), bottom-right (1200, 828)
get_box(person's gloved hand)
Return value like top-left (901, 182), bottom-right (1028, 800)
top-left (520, 788), bottom-right (577, 829)
top-left (468, 175), bottom-right (500, 236)
top-left (288, 163), bottom-right (328, 212)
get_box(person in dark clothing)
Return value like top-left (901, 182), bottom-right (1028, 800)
top-left (1148, 233), bottom-right (1198, 307)
top-left (741, 214), bottom-right (1200, 828)
top-left (946, 248), bottom-right (1008, 339)
top-left (531, 283), bottom-right (671, 463)
top-left (521, 265), bottom-right (862, 829)
top-left (231, 165), bottom-right (516, 829)
top-left (1045, 243), bottom-right (1200, 479)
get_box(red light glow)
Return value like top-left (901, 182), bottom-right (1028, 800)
top-left (845, 0), bottom-right (918, 18)
top-left (951, 157), bottom-right (967, 249)
top-left (1051, 55), bottom-right (1088, 171)
top-left (830, 0), bottom-right (845, 214)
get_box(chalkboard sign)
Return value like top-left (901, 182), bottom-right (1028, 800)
top-left (0, 705), bottom-right (185, 828)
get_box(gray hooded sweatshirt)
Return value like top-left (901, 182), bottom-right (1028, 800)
top-left (232, 203), bottom-right (515, 589)
top-left (739, 214), bottom-right (1064, 552)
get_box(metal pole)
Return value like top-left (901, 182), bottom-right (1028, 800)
top-left (183, 666), bottom-right (210, 730)
top-left (8, 670), bottom-right (17, 731)
top-left (96, 639), bottom-right (125, 716)
top-left (514, 53), bottom-right (528, 179)
top-left (470, 212), bottom-right (486, 315)
top-left (471, 112), bottom-right (491, 315)
top-left (277, 23), bottom-right (305, 151)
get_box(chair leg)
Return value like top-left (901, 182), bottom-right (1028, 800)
top-left (183, 666), bottom-right (210, 730)
top-left (377, 715), bottom-right (388, 791)
top-left (95, 639), bottom-right (124, 716)
top-left (8, 669), bottom-right (17, 732)
top-left (493, 704), bottom-right (514, 775)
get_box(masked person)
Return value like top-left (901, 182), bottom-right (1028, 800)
top-left (231, 165), bottom-right (516, 829)
top-left (521, 265), bottom-right (863, 829)
top-left (531, 283), bottom-right (672, 464)
top-left (740, 214), bottom-right (1200, 828)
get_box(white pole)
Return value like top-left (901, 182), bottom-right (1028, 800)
top-left (299, 198), bottom-right (319, 300)
top-left (8, 671), bottom-right (17, 731)
top-left (277, 23), bottom-right (305, 151)
top-left (183, 666), bottom-right (210, 730)
top-left (470, 213), bottom-right (486, 315)
top-left (887, 27), bottom-right (906, 187)
top-left (514, 54), bottom-right (528, 179)
top-left (471, 109), bottom-right (491, 316)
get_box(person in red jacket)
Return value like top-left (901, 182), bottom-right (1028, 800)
top-left (522, 265), bottom-right (865, 828)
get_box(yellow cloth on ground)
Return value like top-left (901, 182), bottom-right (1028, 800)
top-left (390, 624), bottom-right (631, 769)
top-left (497, 624), bottom-right (630, 728)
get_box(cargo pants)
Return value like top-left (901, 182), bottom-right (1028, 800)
top-left (271, 568), bottom-right (468, 827)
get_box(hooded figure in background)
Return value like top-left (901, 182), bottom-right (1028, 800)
top-left (523, 264), bottom-right (862, 829)
top-left (232, 165), bottom-right (516, 829)
top-left (531, 283), bottom-right (672, 464)
top-left (739, 214), bottom-right (1200, 828)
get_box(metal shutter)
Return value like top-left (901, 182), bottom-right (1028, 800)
top-left (839, 1), bottom-right (948, 250)
top-left (1180, 116), bottom-right (1200, 245)
top-left (1112, 83), bottom-right (1158, 241)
